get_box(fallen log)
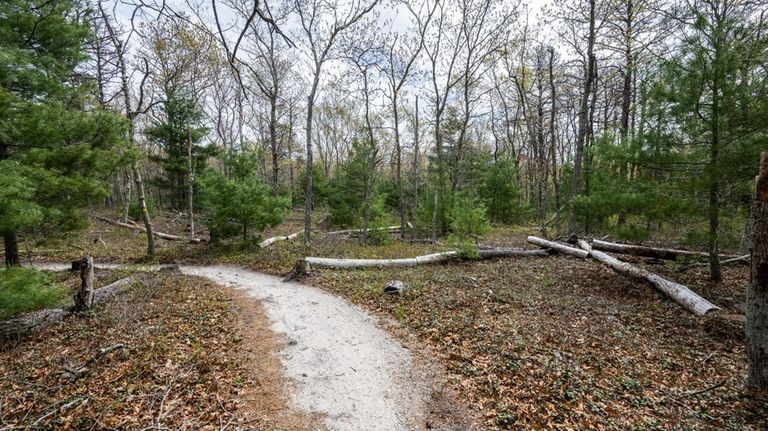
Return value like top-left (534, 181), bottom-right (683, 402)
top-left (284, 246), bottom-right (548, 280)
top-left (693, 254), bottom-right (749, 267)
top-left (590, 239), bottom-right (730, 261)
top-left (0, 276), bottom-right (139, 339)
top-left (478, 247), bottom-right (550, 258)
top-left (576, 239), bottom-right (720, 316)
top-left (527, 236), bottom-right (590, 259)
top-left (93, 215), bottom-right (204, 243)
top-left (258, 230), bottom-right (303, 248)
top-left (324, 225), bottom-right (403, 236)
top-left (304, 251), bottom-right (458, 269)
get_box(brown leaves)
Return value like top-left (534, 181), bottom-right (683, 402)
top-left (0, 273), bottom-right (251, 429)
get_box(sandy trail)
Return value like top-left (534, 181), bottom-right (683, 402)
top-left (180, 265), bottom-right (429, 431)
top-left (33, 262), bottom-right (467, 430)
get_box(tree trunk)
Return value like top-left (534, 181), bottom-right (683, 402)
top-left (747, 151), bottom-right (768, 388)
top-left (576, 239), bottom-right (720, 316)
top-left (122, 171), bottom-right (132, 223)
top-left (132, 163), bottom-right (156, 257)
top-left (259, 230), bottom-right (303, 248)
top-left (94, 216), bottom-right (202, 243)
top-left (590, 239), bottom-right (719, 260)
top-left (294, 247), bottom-right (545, 272)
top-left (393, 92), bottom-right (406, 240)
top-left (99, 3), bottom-right (156, 259)
top-left (361, 67), bottom-right (377, 245)
top-left (304, 70), bottom-right (320, 246)
top-left (411, 96), bottom-right (420, 239)
top-left (187, 130), bottom-right (195, 241)
top-left (4, 231), bottom-right (20, 267)
top-left (568, 0), bottom-right (596, 234)
top-left (74, 256), bottom-right (94, 310)
top-left (527, 236), bottom-right (590, 259)
top-left (708, 31), bottom-right (723, 282)
top-left (548, 47), bottom-right (561, 237)
top-left (270, 94), bottom-right (279, 195)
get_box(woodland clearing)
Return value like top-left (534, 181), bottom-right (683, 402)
top-left (3, 212), bottom-right (766, 430)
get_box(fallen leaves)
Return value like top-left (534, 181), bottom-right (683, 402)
top-left (0, 272), bottom-right (296, 430)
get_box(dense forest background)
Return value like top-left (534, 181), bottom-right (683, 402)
top-left (2, 0), bottom-right (767, 283)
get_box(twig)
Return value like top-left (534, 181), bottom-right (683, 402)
top-left (668, 379), bottom-right (728, 402)
top-left (30, 396), bottom-right (86, 427)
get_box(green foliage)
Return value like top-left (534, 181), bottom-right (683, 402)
top-left (363, 196), bottom-right (393, 245)
top-left (327, 140), bottom-right (386, 227)
top-left (198, 152), bottom-right (288, 242)
top-left (128, 193), bottom-right (156, 221)
top-left (0, 161), bottom-right (43, 233)
top-left (448, 194), bottom-right (490, 259)
top-left (0, 268), bottom-right (66, 319)
top-left (0, 0), bottom-right (129, 241)
top-left (480, 159), bottom-right (531, 224)
top-left (145, 89), bottom-right (214, 208)
top-left (297, 164), bottom-right (330, 208)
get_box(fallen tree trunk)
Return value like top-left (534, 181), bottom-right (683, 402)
top-left (576, 240), bottom-right (720, 316)
top-left (304, 251), bottom-right (458, 269)
top-left (258, 231), bottom-right (303, 248)
top-left (0, 276), bottom-right (139, 339)
top-left (324, 225), bottom-right (403, 236)
top-left (93, 215), bottom-right (204, 243)
top-left (693, 254), bottom-right (749, 267)
top-left (590, 239), bottom-right (731, 261)
top-left (285, 246), bottom-right (548, 280)
top-left (527, 236), bottom-right (590, 259)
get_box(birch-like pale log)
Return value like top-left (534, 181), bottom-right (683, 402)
top-left (527, 236), bottom-right (590, 259)
top-left (591, 239), bottom-right (722, 260)
top-left (93, 215), bottom-right (204, 243)
top-left (324, 225), bottom-right (402, 236)
top-left (576, 240), bottom-right (720, 316)
top-left (258, 231), bottom-right (303, 248)
top-left (304, 251), bottom-right (458, 268)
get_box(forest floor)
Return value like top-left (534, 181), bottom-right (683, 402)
top-left (0, 269), bottom-right (313, 430)
top-left (5, 209), bottom-right (768, 430)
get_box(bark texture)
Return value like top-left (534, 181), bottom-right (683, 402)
top-left (576, 240), bottom-right (720, 316)
top-left (747, 152), bottom-right (768, 388)
top-left (74, 256), bottom-right (94, 310)
top-left (527, 236), bottom-right (590, 259)
top-left (591, 239), bottom-right (715, 260)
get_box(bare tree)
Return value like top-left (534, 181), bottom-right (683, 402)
top-left (382, 0), bottom-right (437, 238)
top-left (294, 0), bottom-right (380, 245)
top-left (97, 1), bottom-right (157, 258)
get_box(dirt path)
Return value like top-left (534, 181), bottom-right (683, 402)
top-left (32, 263), bottom-right (471, 430)
top-left (180, 265), bottom-right (468, 431)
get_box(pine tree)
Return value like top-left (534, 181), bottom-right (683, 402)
top-left (0, 0), bottom-right (128, 266)
top-left (645, 0), bottom-right (768, 281)
top-left (199, 150), bottom-right (288, 242)
top-left (145, 89), bottom-right (212, 209)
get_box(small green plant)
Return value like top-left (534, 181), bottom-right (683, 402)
top-left (448, 194), bottom-right (491, 259)
top-left (128, 193), bottom-right (156, 221)
top-left (0, 267), bottom-right (66, 319)
top-left (393, 303), bottom-right (406, 322)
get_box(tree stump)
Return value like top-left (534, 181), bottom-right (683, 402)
top-left (74, 256), bottom-right (94, 310)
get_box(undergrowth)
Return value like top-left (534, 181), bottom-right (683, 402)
top-left (0, 267), bottom-right (66, 319)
